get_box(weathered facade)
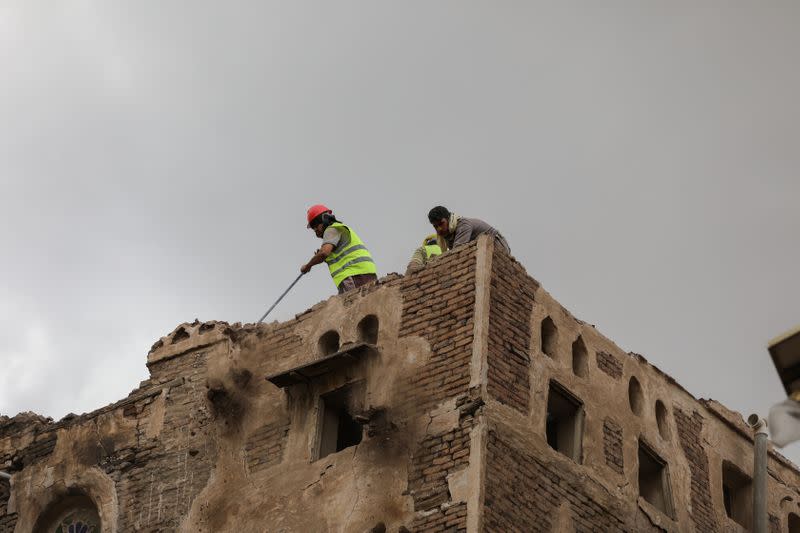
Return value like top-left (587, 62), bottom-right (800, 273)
top-left (3, 236), bottom-right (800, 532)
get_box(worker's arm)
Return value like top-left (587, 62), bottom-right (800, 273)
top-left (404, 246), bottom-right (427, 275)
top-left (451, 219), bottom-right (473, 247)
top-left (301, 243), bottom-right (335, 273)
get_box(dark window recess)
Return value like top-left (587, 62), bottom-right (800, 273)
top-left (655, 400), bottom-right (670, 440)
top-left (572, 335), bottom-right (588, 377)
top-left (545, 381), bottom-right (584, 462)
top-left (789, 513), bottom-right (800, 533)
top-left (357, 315), bottom-right (379, 345)
top-left (541, 316), bottom-right (558, 358)
top-left (317, 384), bottom-right (364, 460)
top-left (628, 376), bottom-right (644, 416)
top-left (318, 330), bottom-right (340, 356)
top-left (722, 460), bottom-right (752, 529)
top-left (638, 440), bottom-right (673, 518)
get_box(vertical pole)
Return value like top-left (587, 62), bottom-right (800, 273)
top-left (748, 414), bottom-right (768, 533)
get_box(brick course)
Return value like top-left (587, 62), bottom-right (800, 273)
top-left (602, 418), bottom-right (624, 474)
top-left (399, 243), bottom-right (477, 414)
top-left (674, 408), bottom-right (718, 533)
top-left (408, 400), bottom-right (476, 516)
top-left (484, 431), bottom-right (627, 533)
top-left (244, 419), bottom-right (290, 474)
top-left (411, 502), bottom-right (467, 533)
top-left (109, 351), bottom-right (215, 532)
top-left (596, 350), bottom-right (623, 379)
top-left (486, 246), bottom-right (538, 414)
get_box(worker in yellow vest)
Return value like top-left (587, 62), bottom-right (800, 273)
top-left (405, 234), bottom-right (442, 275)
top-left (301, 204), bottom-right (378, 294)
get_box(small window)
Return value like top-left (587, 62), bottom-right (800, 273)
top-left (316, 384), bottom-right (364, 460)
top-left (628, 376), bottom-right (644, 416)
top-left (638, 440), bottom-right (673, 518)
top-left (546, 381), bottom-right (584, 462)
top-left (655, 400), bottom-right (670, 440)
top-left (318, 330), bottom-right (340, 356)
top-left (541, 317), bottom-right (558, 358)
top-left (357, 315), bottom-right (379, 345)
top-left (722, 460), bottom-right (752, 529)
top-left (789, 512), bottom-right (800, 533)
top-left (571, 336), bottom-right (588, 377)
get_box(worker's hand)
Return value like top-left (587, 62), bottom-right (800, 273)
top-left (300, 263), bottom-right (312, 274)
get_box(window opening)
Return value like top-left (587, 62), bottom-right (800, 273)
top-left (541, 316), bottom-right (558, 358)
top-left (628, 376), bottom-right (644, 416)
top-left (638, 440), bottom-right (673, 518)
top-left (33, 494), bottom-right (101, 533)
top-left (572, 335), bottom-right (588, 377)
top-left (722, 460), bottom-right (752, 529)
top-left (357, 315), bottom-right (379, 345)
top-left (545, 381), bottom-right (584, 462)
top-left (318, 330), bottom-right (340, 357)
top-left (789, 512), bottom-right (800, 533)
top-left (317, 383), bottom-right (364, 460)
top-left (655, 400), bottom-right (670, 440)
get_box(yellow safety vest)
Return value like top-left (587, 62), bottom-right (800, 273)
top-left (424, 244), bottom-right (442, 259)
top-left (325, 223), bottom-right (377, 287)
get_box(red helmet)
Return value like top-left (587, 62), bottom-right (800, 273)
top-left (306, 204), bottom-right (332, 227)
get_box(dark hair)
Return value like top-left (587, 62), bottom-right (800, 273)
top-left (428, 206), bottom-right (450, 224)
top-left (310, 212), bottom-right (338, 228)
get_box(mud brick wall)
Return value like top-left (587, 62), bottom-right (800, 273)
top-left (0, 483), bottom-right (15, 532)
top-left (0, 415), bottom-right (51, 532)
top-left (244, 418), bottom-right (290, 474)
top-left (411, 502), bottom-right (467, 533)
top-left (484, 431), bottom-right (629, 533)
top-left (111, 351), bottom-right (215, 531)
top-left (235, 319), bottom-right (306, 377)
top-left (674, 408), bottom-right (717, 533)
top-left (602, 418), bottom-right (624, 475)
top-left (408, 397), bottom-right (478, 531)
top-left (596, 350), bottom-right (623, 379)
top-left (399, 243), bottom-right (476, 413)
top-left (0, 426), bottom-right (58, 532)
top-left (486, 246), bottom-right (538, 414)
top-left (407, 416), bottom-right (472, 512)
top-left (13, 430), bottom-right (57, 474)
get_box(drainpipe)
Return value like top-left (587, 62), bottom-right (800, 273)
top-left (747, 414), bottom-right (768, 533)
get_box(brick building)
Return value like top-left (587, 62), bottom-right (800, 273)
top-left (2, 236), bottom-right (800, 532)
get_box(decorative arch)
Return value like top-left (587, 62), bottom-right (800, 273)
top-left (628, 376), bottom-right (644, 416)
top-left (33, 493), bottom-right (100, 533)
top-left (541, 316), bottom-right (558, 358)
top-left (571, 336), bottom-right (588, 377)
top-left (318, 330), bottom-right (340, 356)
top-left (11, 466), bottom-right (118, 533)
top-left (357, 315), bottom-right (379, 345)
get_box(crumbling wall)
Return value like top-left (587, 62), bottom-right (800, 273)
top-left (6, 237), bottom-right (800, 533)
top-left (481, 242), bottom-right (800, 532)
top-left (171, 241), bottom-right (485, 532)
top-left (0, 413), bottom-right (51, 531)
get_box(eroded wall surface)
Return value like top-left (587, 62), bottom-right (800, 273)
top-left (3, 237), bottom-right (800, 533)
top-left (1, 241), bottom-right (485, 533)
top-left (481, 239), bottom-right (800, 532)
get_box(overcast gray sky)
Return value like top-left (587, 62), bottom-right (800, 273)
top-left (1, 2), bottom-right (799, 461)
